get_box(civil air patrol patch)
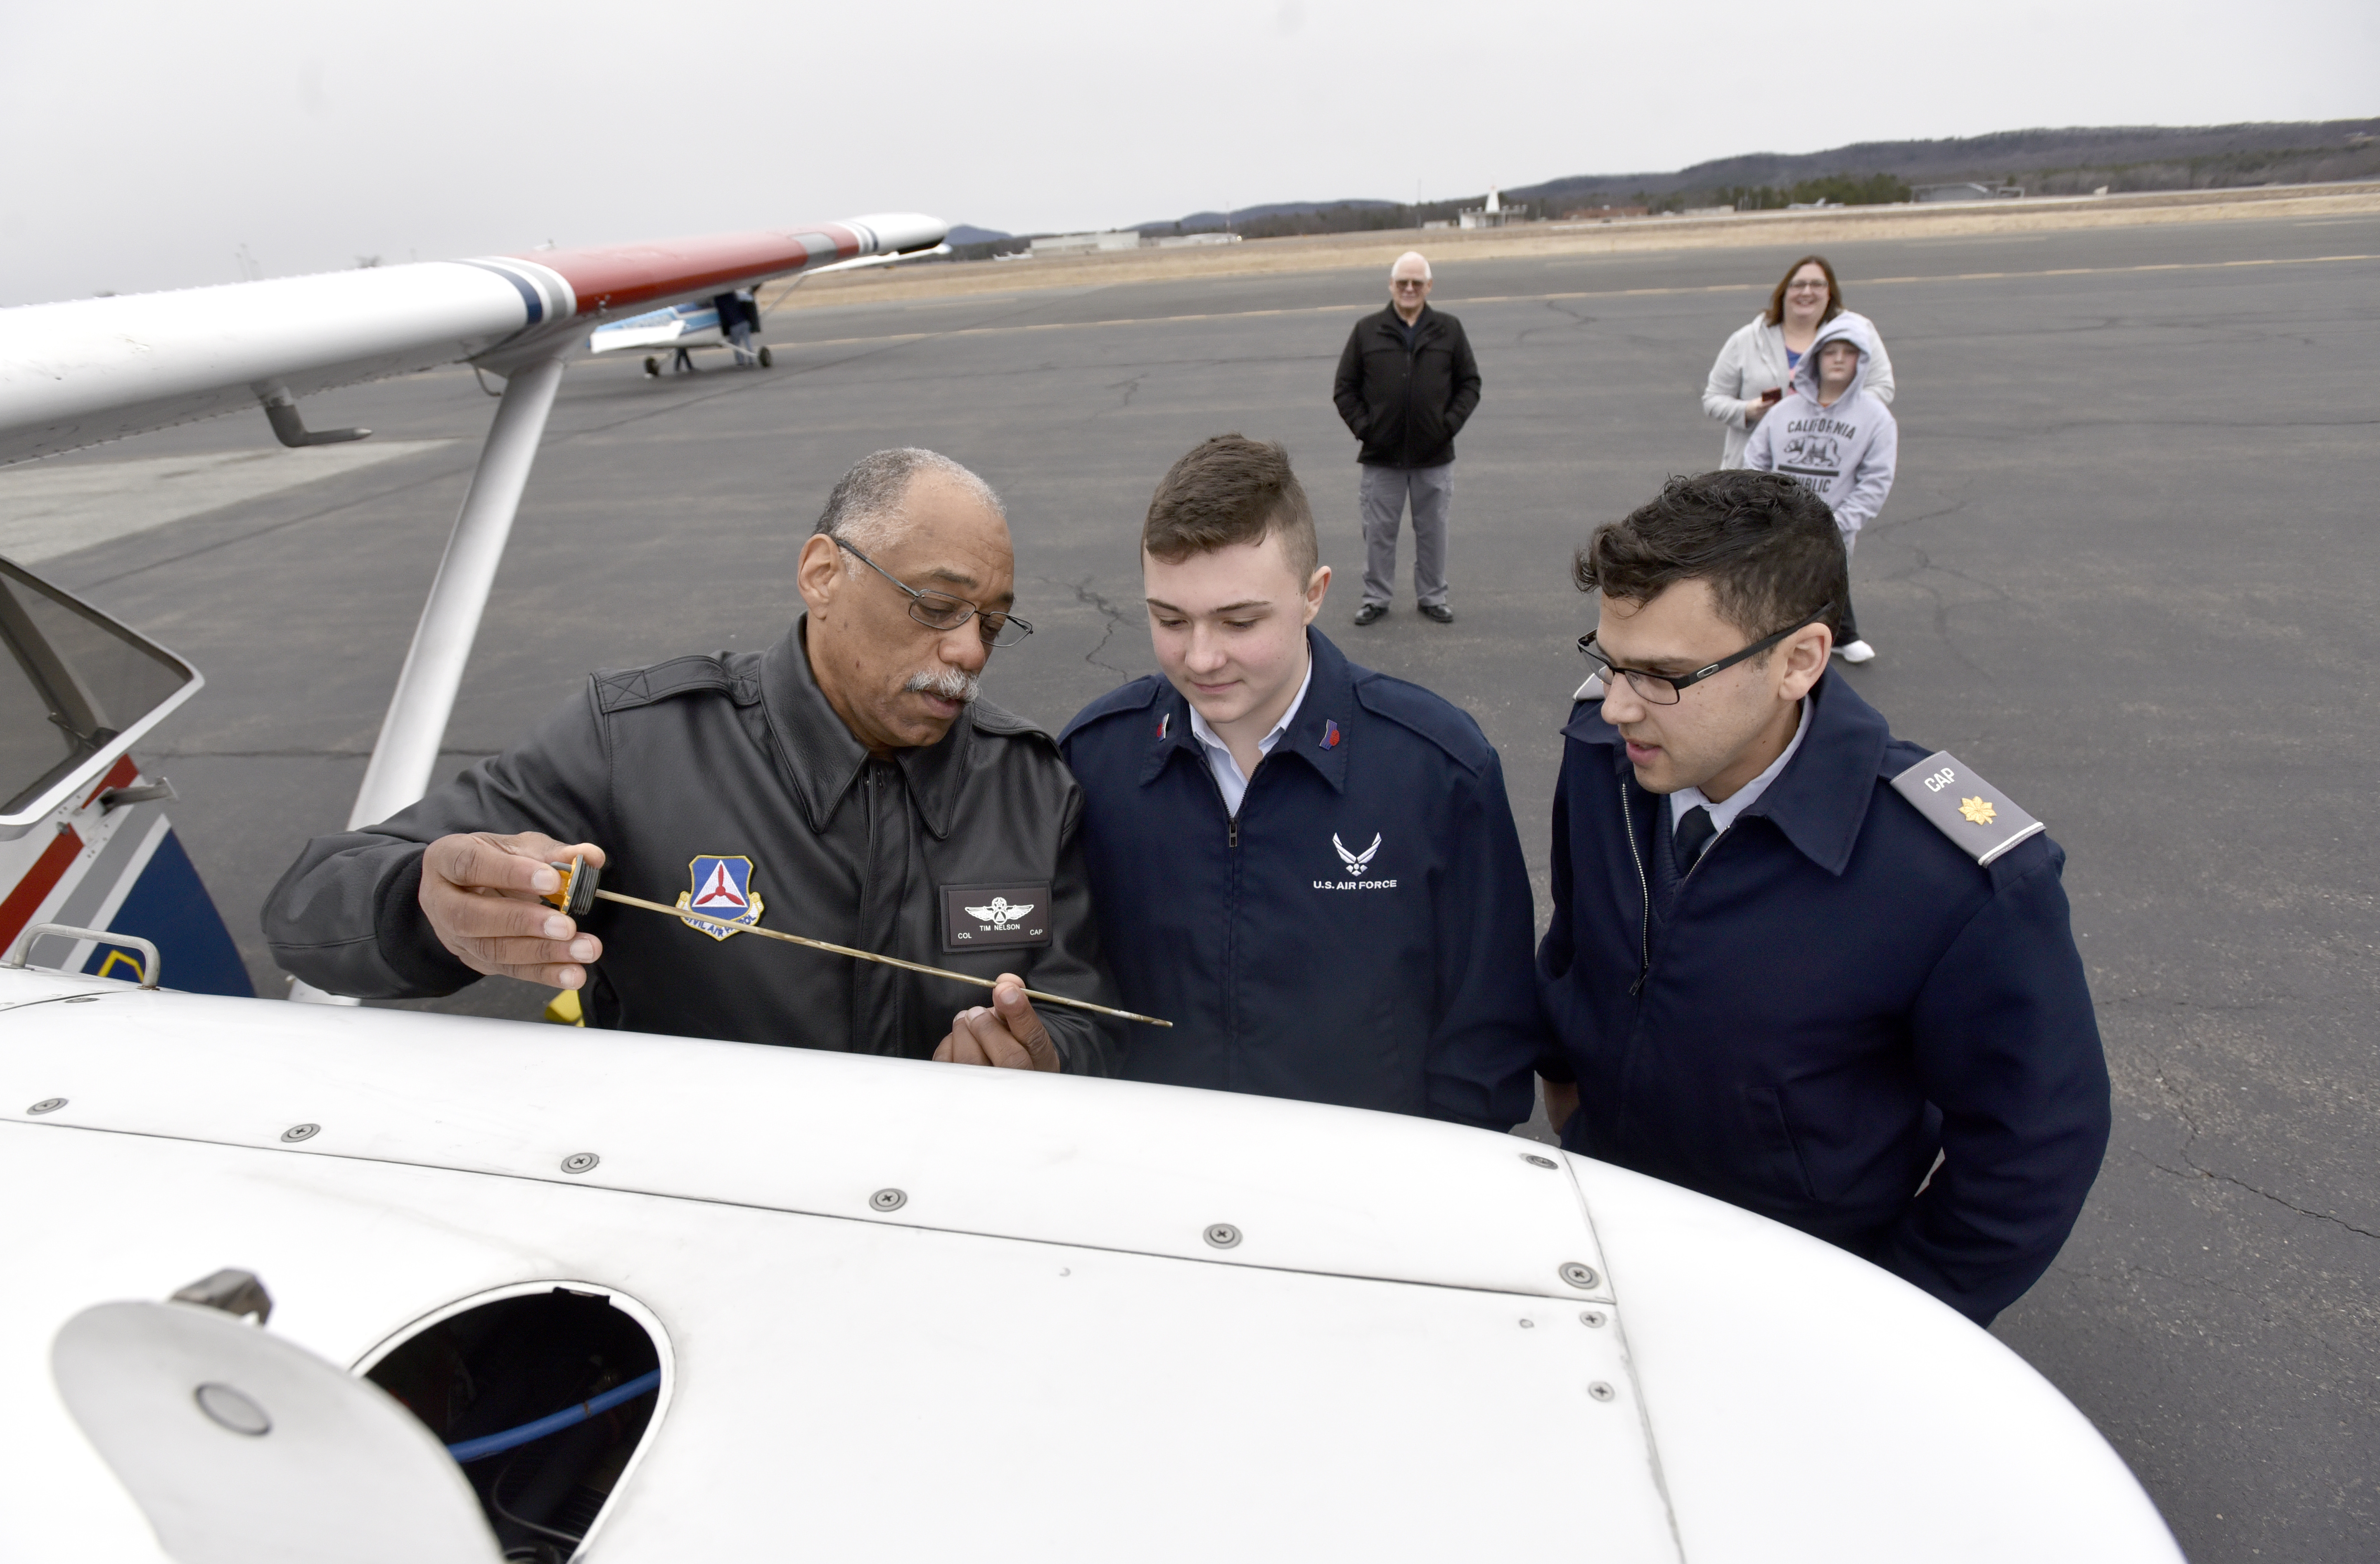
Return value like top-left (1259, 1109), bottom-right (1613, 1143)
top-left (1889, 752), bottom-right (2046, 866)
top-left (940, 882), bottom-right (1052, 952)
top-left (677, 855), bottom-right (765, 939)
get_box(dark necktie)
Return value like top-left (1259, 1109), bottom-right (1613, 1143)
top-left (1673, 805), bottom-right (1716, 876)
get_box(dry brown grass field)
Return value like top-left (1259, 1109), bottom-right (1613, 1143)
top-left (761, 181), bottom-right (2380, 313)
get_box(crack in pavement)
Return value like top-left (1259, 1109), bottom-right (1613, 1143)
top-left (2063, 1239), bottom-right (2272, 1304)
top-left (1859, 491), bottom-right (2008, 672)
top-left (1881, 557), bottom-right (2004, 677)
top-left (1858, 491), bottom-right (1969, 543)
top-left (2133, 1040), bottom-right (2380, 1242)
top-left (1098, 372), bottom-right (1150, 416)
top-left (2133, 1148), bottom-right (2380, 1241)
top-left (1515, 299), bottom-right (1598, 346)
top-left (1043, 573), bottom-right (1138, 677)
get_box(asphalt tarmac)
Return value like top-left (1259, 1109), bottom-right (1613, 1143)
top-left (30, 213), bottom-right (2380, 1561)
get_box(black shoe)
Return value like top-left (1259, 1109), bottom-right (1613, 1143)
top-left (1420, 603), bottom-right (1455, 624)
top-left (1353, 602), bottom-right (1388, 626)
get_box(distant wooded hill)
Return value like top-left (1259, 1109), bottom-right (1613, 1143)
top-left (1116, 119), bottom-right (2380, 240)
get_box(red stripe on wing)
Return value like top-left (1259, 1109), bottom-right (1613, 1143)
top-left (518, 225), bottom-right (863, 315)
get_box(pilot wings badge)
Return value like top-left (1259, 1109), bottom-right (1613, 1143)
top-left (1334, 833), bottom-right (1382, 876)
top-left (965, 896), bottom-right (1034, 929)
top-left (940, 883), bottom-right (1054, 951)
top-left (676, 855), bottom-right (764, 940)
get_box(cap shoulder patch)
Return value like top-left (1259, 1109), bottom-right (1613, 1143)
top-left (1888, 751), bottom-right (2045, 866)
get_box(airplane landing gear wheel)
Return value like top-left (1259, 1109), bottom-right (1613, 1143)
top-left (758, 346), bottom-right (773, 369)
top-left (642, 356), bottom-right (660, 379)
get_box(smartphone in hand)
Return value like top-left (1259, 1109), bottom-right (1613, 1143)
top-left (1759, 387), bottom-right (1784, 404)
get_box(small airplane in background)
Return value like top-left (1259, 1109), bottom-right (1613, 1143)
top-left (588, 243), bottom-right (952, 376)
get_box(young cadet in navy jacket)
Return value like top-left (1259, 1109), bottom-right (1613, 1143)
top-left (1538, 470), bottom-right (2110, 1325)
top-left (1060, 436), bottom-right (1541, 1128)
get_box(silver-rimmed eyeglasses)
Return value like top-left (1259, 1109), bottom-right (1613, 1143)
top-left (835, 539), bottom-right (1034, 648)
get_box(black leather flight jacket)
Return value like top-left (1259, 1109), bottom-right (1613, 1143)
top-left (1332, 303), bottom-right (1483, 470)
top-left (264, 619), bottom-right (1119, 1072)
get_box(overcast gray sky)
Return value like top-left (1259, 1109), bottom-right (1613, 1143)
top-left (3, 0), bottom-right (2371, 305)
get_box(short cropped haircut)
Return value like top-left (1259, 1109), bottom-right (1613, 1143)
top-left (1142, 435), bottom-right (1320, 583)
top-left (813, 448), bottom-right (1004, 568)
top-left (1764, 253), bottom-right (1844, 328)
top-left (1574, 470), bottom-right (1847, 640)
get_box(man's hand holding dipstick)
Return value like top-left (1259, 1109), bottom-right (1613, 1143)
top-left (423, 834), bottom-right (1153, 1071)
top-left (933, 976), bottom-right (1060, 1071)
top-left (419, 831), bottom-right (608, 990)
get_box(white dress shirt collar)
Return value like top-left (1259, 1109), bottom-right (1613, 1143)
top-left (1669, 696), bottom-right (1811, 837)
top-left (1189, 661), bottom-right (1313, 818)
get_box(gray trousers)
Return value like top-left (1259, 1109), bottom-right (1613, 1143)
top-left (1359, 462), bottom-right (1454, 608)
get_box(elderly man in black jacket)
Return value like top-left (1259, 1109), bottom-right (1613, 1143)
top-left (1332, 250), bottom-right (1482, 626)
top-left (263, 447), bottom-right (1118, 1074)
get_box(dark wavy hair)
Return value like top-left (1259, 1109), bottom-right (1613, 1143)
top-left (1763, 254), bottom-right (1845, 327)
top-left (1574, 470), bottom-right (1846, 639)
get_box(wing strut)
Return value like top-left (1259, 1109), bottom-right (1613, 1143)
top-left (289, 353), bottom-right (568, 1006)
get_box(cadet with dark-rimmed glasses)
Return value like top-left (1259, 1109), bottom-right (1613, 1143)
top-left (1536, 469), bottom-right (2110, 1326)
top-left (265, 447), bottom-right (1119, 1075)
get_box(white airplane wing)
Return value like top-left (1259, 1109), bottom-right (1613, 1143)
top-left (0, 213), bottom-right (946, 464)
top-left (0, 212), bottom-right (949, 879)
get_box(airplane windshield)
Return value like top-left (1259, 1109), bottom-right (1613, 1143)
top-left (0, 557), bottom-right (194, 814)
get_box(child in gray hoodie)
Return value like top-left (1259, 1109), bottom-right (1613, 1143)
top-left (1743, 315), bottom-right (1896, 663)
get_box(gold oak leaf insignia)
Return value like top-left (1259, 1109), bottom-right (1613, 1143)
top-left (1958, 796), bottom-right (1998, 825)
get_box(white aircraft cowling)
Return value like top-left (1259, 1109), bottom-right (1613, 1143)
top-left (0, 967), bottom-right (2179, 1563)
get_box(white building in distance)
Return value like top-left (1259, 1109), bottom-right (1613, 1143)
top-left (1458, 187), bottom-right (1525, 229)
top-left (1030, 231), bottom-right (1145, 257)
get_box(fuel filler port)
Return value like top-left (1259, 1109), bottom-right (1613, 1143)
top-left (367, 1287), bottom-right (664, 1562)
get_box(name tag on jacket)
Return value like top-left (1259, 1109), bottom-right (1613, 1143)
top-left (940, 883), bottom-right (1053, 951)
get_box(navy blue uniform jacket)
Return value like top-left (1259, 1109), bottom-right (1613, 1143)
top-left (1060, 629), bottom-right (1541, 1128)
top-left (1537, 671), bottom-right (2110, 1324)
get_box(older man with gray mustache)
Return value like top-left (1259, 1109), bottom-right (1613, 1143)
top-left (264, 448), bottom-right (1120, 1073)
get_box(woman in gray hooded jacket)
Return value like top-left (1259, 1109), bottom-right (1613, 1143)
top-left (1703, 254), bottom-right (1895, 468)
